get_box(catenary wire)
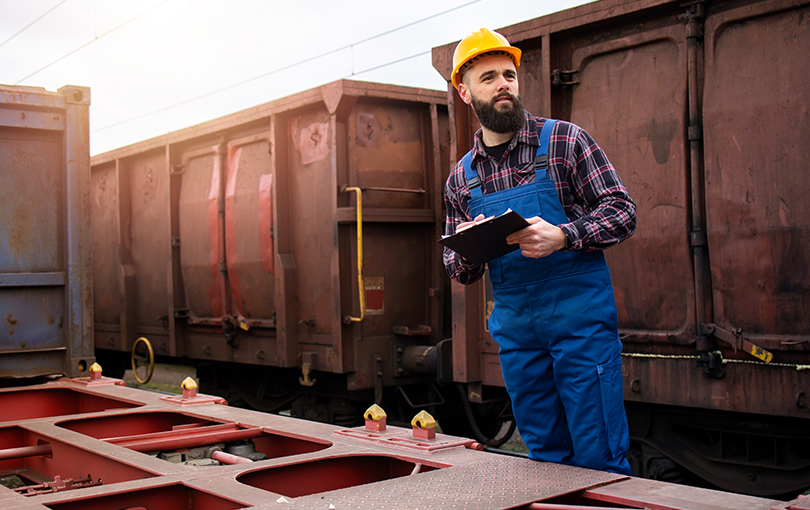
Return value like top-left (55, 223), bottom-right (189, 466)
top-left (0, 0), bottom-right (68, 50)
top-left (91, 0), bottom-right (481, 133)
top-left (13, 0), bottom-right (173, 85)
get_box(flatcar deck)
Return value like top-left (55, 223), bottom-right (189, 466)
top-left (0, 375), bottom-right (796, 510)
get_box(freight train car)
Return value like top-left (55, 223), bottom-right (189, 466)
top-left (431, 0), bottom-right (810, 498)
top-left (0, 84), bottom-right (94, 379)
top-left (87, 80), bottom-right (478, 433)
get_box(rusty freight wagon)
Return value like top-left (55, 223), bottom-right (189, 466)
top-left (89, 80), bottom-right (463, 430)
top-left (0, 84), bottom-right (94, 379)
top-left (432, 0), bottom-right (810, 498)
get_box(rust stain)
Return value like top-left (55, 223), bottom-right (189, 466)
top-left (298, 121), bottom-right (329, 165)
top-left (356, 113), bottom-right (379, 147)
top-left (47, 315), bottom-right (55, 326)
top-left (6, 314), bottom-right (17, 327)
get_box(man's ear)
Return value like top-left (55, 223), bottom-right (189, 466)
top-left (457, 82), bottom-right (472, 105)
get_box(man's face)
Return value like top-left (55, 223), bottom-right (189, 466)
top-left (458, 54), bottom-right (524, 134)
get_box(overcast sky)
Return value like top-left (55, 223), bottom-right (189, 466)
top-left (1, 0), bottom-right (592, 155)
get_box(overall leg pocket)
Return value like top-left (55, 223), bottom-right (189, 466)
top-left (597, 357), bottom-right (630, 458)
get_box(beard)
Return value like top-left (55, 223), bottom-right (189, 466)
top-left (471, 91), bottom-right (525, 134)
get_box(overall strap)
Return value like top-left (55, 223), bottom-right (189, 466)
top-left (461, 150), bottom-right (482, 199)
top-left (535, 119), bottom-right (557, 177)
top-left (462, 118), bottom-right (557, 199)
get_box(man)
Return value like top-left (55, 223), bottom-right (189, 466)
top-left (443, 28), bottom-right (636, 475)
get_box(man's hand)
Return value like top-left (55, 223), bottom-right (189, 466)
top-left (456, 214), bottom-right (486, 233)
top-left (506, 216), bottom-right (567, 258)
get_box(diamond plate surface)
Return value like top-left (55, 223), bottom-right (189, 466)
top-left (287, 455), bottom-right (625, 509)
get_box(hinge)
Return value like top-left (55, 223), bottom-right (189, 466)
top-left (685, 2), bottom-right (705, 39)
top-left (551, 69), bottom-right (580, 87)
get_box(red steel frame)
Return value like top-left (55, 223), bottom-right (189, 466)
top-left (0, 375), bottom-right (799, 509)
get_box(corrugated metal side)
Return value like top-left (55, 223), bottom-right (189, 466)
top-left (0, 84), bottom-right (94, 378)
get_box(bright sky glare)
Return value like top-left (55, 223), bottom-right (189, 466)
top-left (0, 0), bottom-right (592, 155)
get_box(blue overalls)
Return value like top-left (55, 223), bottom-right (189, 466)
top-left (462, 119), bottom-right (631, 475)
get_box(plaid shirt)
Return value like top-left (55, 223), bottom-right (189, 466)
top-left (443, 112), bottom-right (636, 284)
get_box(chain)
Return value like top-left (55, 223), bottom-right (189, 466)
top-left (622, 351), bottom-right (810, 371)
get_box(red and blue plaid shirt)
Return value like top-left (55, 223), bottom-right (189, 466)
top-left (443, 112), bottom-right (636, 284)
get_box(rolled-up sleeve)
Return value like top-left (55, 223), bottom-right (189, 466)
top-left (443, 163), bottom-right (486, 285)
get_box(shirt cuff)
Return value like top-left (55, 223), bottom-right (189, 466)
top-left (559, 224), bottom-right (577, 251)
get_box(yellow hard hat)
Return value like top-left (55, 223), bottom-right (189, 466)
top-left (451, 28), bottom-right (522, 89)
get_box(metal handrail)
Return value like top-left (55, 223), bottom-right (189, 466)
top-left (343, 186), bottom-right (365, 323)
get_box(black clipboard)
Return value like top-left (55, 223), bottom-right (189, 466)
top-left (439, 210), bottom-right (530, 264)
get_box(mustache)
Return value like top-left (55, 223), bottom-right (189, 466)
top-left (492, 92), bottom-right (517, 105)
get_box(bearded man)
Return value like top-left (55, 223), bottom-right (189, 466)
top-left (442, 28), bottom-right (636, 475)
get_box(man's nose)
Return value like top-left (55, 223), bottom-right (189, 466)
top-left (495, 75), bottom-right (511, 91)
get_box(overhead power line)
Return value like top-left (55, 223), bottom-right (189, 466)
top-left (0, 0), bottom-right (68, 50)
top-left (92, 0), bottom-right (481, 134)
top-left (14, 0), bottom-right (173, 85)
top-left (350, 50), bottom-right (431, 77)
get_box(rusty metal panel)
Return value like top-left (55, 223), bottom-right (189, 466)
top-left (90, 163), bottom-right (121, 329)
top-left (0, 84), bottom-right (94, 378)
top-left (179, 145), bottom-right (225, 321)
top-left (703, 0), bottom-right (810, 352)
top-left (563, 23), bottom-right (693, 344)
top-left (226, 133), bottom-right (276, 324)
top-left (122, 150), bottom-right (172, 356)
top-left (285, 105), bottom-right (339, 347)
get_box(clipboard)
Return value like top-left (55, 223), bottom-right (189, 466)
top-left (439, 209), bottom-right (530, 264)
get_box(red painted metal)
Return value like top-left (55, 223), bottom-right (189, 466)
top-left (529, 504), bottom-right (644, 510)
top-left (0, 387), bottom-right (140, 422)
top-left (103, 423), bottom-right (263, 452)
top-left (0, 376), bottom-right (791, 509)
top-left (211, 450), bottom-right (253, 465)
top-left (0, 444), bottom-right (52, 461)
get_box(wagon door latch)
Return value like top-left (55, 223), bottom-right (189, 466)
top-left (701, 323), bottom-right (774, 363)
top-left (551, 69), bottom-right (580, 87)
